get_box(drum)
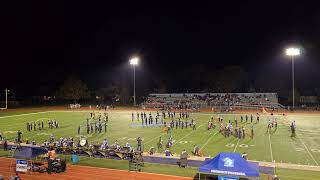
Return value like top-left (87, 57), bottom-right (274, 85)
top-left (80, 139), bottom-right (87, 147)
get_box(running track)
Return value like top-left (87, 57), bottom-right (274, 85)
top-left (0, 157), bottom-right (193, 180)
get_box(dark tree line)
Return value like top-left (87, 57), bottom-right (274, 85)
top-left (51, 65), bottom-right (315, 105)
top-left (53, 66), bottom-right (250, 104)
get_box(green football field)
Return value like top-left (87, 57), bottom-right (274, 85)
top-left (0, 110), bottom-right (320, 167)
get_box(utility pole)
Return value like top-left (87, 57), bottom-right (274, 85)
top-left (5, 88), bottom-right (8, 109)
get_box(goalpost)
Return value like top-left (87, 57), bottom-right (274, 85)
top-left (0, 88), bottom-right (9, 110)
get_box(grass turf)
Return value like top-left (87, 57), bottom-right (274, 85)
top-left (0, 110), bottom-right (320, 178)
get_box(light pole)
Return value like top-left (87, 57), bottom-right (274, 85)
top-left (129, 57), bottom-right (139, 106)
top-left (5, 88), bottom-right (8, 109)
top-left (1, 88), bottom-right (9, 109)
top-left (286, 47), bottom-right (300, 110)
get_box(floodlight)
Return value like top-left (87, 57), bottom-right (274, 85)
top-left (129, 57), bottom-right (139, 65)
top-left (286, 48), bottom-right (300, 56)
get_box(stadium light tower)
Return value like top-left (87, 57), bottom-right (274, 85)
top-left (286, 47), bottom-right (300, 110)
top-left (129, 57), bottom-right (139, 106)
top-left (1, 88), bottom-right (9, 110)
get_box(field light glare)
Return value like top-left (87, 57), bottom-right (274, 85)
top-left (129, 57), bottom-right (139, 65)
top-left (286, 47), bottom-right (300, 56)
top-left (129, 56), bottom-right (139, 106)
top-left (285, 47), bottom-right (300, 110)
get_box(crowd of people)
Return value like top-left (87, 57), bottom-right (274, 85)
top-left (82, 111), bottom-right (109, 134)
top-left (216, 114), bottom-right (260, 139)
top-left (132, 111), bottom-right (192, 128)
top-left (144, 93), bottom-right (279, 109)
top-left (131, 110), bottom-right (198, 156)
top-left (26, 119), bottom-right (59, 132)
top-left (43, 135), bottom-right (77, 148)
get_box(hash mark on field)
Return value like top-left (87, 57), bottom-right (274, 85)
top-left (299, 137), bottom-right (319, 166)
top-left (233, 139), bottom-right (240, 152)
top-left (200, 131), bottom-right (219, 150)
top-left (268, 134), bottom-right (274, 162)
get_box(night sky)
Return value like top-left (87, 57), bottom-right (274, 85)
top-left (1, 1), bottom-right (320, 96)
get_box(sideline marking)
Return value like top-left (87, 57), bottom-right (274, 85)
top-left (268, 134), bottom-right (274, 162)
top-left (233, 139), bottom-right (240, 152)
top-left (299, 138), bottom-right (319, 166)
top-left (0, 111), bottom-right (48, 119)
top-left (200, 131), bottom-right (219, 150)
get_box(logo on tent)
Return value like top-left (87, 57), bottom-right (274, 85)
top-left (222, 157), bottom-right (234, 167)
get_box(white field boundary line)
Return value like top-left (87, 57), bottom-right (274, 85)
top-left (200, 131), bottom-right (219, 150)
top-left (172, 125), bottom-right (203, 146)
top-left (268, 133), bottom-right (274, 162)
top-left (0, 111), bottom-right (48, 119)
top-left (287, 115), bottom-right (320, 118)
top-left (48, 110), bottom-right (128, 113)
top-left (196, 113), bottom-right (320, 118)
top-left (233, 139), bottom-right (240, 152)
top-left (144, 134), bottom-right (163, 145)
top-left (196, 112), bottom-right (273, 117)
top-left (48, 110), bottom-right (158, 114)
top-left (298, 136), bottom-right (319, 166)
top-left (47, 110), bottom-right (167, 116)
top-left (0, 110), bottom-right (132, 116)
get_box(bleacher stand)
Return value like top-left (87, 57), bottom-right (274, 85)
top-left (144, 93), bottom-right (282, 110)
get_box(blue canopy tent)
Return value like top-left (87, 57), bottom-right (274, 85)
top-left (13, 146), bottom-right (48, 159)
top-left (198, 152), bottom-right (260, 179)
top-left (13, 146), bottom-right (48, 174)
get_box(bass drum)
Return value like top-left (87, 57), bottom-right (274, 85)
top-left (80, 139), bottom-right (87, 147)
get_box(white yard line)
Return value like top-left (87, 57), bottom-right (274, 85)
top-left (196, 112), bottom-right (271, 116)
top-left (297, 129), bottom-right (320, 133)
top-left (233, 139), bottom-right (240, 152)
top-left (200, 131), bottom-right (219, 150)
top-left (0, 111), bottom-right (131, 119)
top-left (144, 134), bottom-right (163, 145)
top-left (299, 138), bottom-right (319, 166)
top-left (172, 125), bottom-right (203, 146)
top-left (0, 111), bottom-right (48, 119)
top-left (287, 115), bottom-right (320, 118)
top-left (268, 134), bottom-right (274, 162)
